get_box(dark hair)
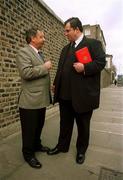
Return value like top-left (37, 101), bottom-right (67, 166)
top-left (64, 17), bottom-right (83, 32)
top-left (25, 28), bottom-right (38, 44)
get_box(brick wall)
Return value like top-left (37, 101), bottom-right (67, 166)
top-left (0, 0), bottom-right (67, 136)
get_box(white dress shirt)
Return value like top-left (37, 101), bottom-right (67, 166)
top-left (75, 33), bottom-right (84, 48)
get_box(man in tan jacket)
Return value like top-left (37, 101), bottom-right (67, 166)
top-left (16, 28), bottom-right (52, 169)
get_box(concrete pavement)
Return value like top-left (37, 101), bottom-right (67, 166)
top-left (0, 86), bottom-right (123, 180)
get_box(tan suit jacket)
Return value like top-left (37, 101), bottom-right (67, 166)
top-left (16, 45), bottom-right (51, 109)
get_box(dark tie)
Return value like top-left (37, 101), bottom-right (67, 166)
top-left (71, 41), bottom-right (75, 48)
top-left (69, 42), bottom-right (75, 53)
top-left (38, 51), bottom-right (44, 61)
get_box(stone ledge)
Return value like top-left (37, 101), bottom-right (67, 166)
top-left (0, 105), bottom-right (59, 141)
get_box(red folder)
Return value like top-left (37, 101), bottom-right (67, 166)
top-left (75, 47), bottom-right (92, 64)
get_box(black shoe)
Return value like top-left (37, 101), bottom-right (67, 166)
top-left (35, 145), bottom-right (50, 152)
top-left (76, 153), bottom-right (85, 164)
top-left (26, 157), bottom-right (42, 168)
top-left (47, 147), bottom-right (68, 155)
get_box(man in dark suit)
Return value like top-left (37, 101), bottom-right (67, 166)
top-left (16, 28), bottom-right (52, 168)
top-left (47, 17), bottom-right (106, 164)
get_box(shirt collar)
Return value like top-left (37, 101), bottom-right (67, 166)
top-left (75, 33), bottom-right (84, 47)
top-left (29, 44), bottom-right (38, 54)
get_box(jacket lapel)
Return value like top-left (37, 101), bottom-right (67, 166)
top-left (27, 45), bottom-right (44, 63)
top-left (75, 36), bottom-right (87, 51)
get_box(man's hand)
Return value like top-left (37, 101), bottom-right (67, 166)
top-left (73, 62), bottom-right (84, 73)
top-left (44, 61), bottom-right (52, 70)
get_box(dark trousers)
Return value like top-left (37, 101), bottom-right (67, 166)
top-left (57, 100), bottom-right (93, 154)
top-left (19, 107), bottom-right (46, 160)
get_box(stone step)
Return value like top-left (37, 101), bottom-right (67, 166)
top-left (100, 101), bottom-right (123, 105)
top-left (93, 110), bottom-right (123, 117)
top-left (99, 106), bottom-right (123, 112)
top-left (92, 110), bottom-right (123, 124)
top-left (100, 88), bottom-right (123, 112)
top-left (92, 116), bottom-right (123, 124)
top-left (101, 87), bottom-right (123, 92)
top-left (91, 122), bottom-right (123, 134)
top-left (85, 145), bottom-right (123, 174)
top-left (89, 129), bottom-right (123, 151)
top-left (99, 100), bottom-right (123, 111)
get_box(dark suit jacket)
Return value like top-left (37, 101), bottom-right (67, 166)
top-left (53, 36), bottom-right (106, 113)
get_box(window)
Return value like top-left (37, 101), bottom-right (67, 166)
top-left (84, 29), bottom-right (90, 36)
top-left (106, 57), bottom-right (111, 69)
